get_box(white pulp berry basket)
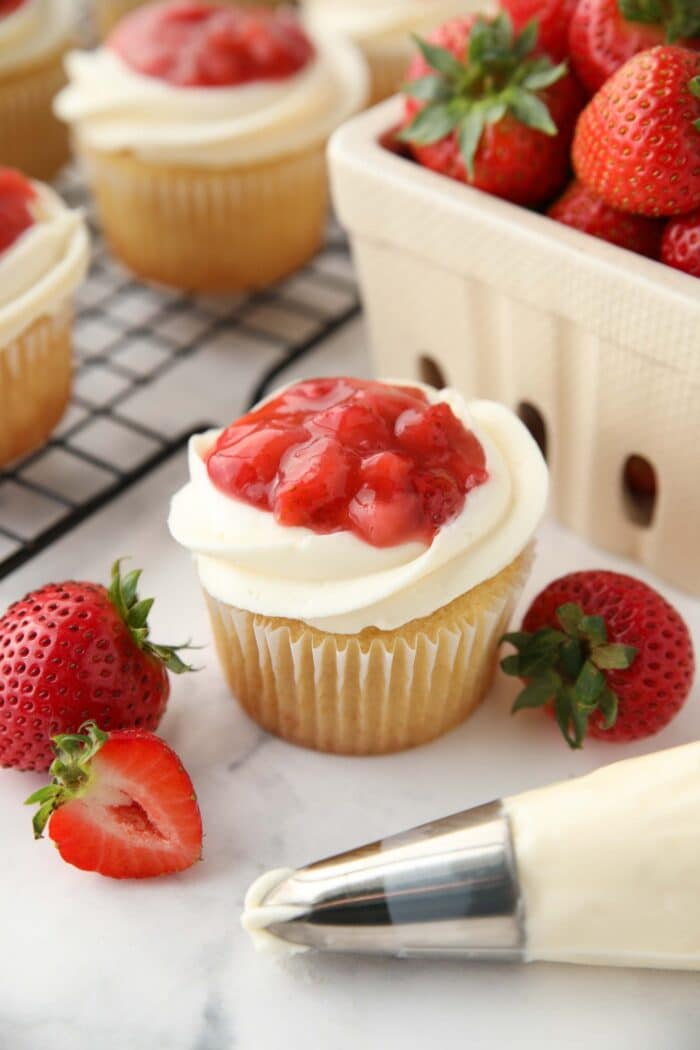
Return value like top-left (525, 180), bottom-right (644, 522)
top-left (329, 97), bottom-right (700, 596)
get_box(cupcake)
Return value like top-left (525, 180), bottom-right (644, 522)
top-left (302, 0), bottom-right (487, 104)
top-left (93, 0), bottom-right (282, 38)
top-left (0, 0), bottom-right (75, 180)
top-left (0, 167), bottom-right (89, 467)
top-left (55, 1), bottom-right (367, 292)
top-left (168, 377), bottom-right (548, 755)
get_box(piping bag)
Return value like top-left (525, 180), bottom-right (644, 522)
top-left (242, 741), bottom-right (700, 970)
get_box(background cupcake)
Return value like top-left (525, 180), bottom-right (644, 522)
top-left (0, 167), bottom-right (89, 467)
top-left (302, 0), bottom-right (488, 103)
top-left (55, 1), bottom-right (367, 291)
top-left (0, 0), bottom-right (75, 180)
top-left (169, 377), bottom-right (548, 755)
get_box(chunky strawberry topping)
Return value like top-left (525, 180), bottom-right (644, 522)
top-left (108, 1), bottom-right (315, 87)
top-left (206, 378), bottom-right (489, 548)
top-left (0, 0), bottom-right (28, 16)
top-left (0, 167), bottom-right (36, 256)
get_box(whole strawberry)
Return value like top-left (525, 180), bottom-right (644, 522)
top-left (399, 13), bottom-right (585, 207)
top-left (548, 180), bottom-right (664, 256)
top-left (501, 570), bottom-right (694, 747)
top-left (501, 0), bottom-right (578, 60)
top-left (27, 722), bottom-right (203, 878)
top-left (0, 561), bottom-right (193, 772)
top-left (661, 208), bottom-right (700, 276)
top-left (573, 47), bottom-right (700, 216)
top-left (569, 0), bottom-right (700, 95)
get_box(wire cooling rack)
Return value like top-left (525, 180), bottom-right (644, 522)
top-left (0, 166), bottom-right (361, 581)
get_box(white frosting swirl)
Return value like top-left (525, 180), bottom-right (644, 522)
top-left (54, 30), bottom-right (368, 167)
top-left (0, 0), bottom-right (75, 76)
top-left (303, 0), bottom-right (483, 48)
top-left (0, 182), bottom-right (89, 346)
top-left (168, 386), bottom-right (548, 634)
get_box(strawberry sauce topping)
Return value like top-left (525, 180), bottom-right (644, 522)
top-left (0, 0), bottom-right (28, 16)
top-left (108, 1), bottom-right (315, 87)
top-left (0, 167), bottom-right (36, 256)
top-left (206, 378), bottom-right (489, 548)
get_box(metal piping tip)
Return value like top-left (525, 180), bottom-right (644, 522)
top-left (242, 801), bottom-right (525, 959)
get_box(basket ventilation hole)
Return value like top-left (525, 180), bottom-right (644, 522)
top-left (418, 355), bottom-right (447, 389)
top-left (517, 402), bottom-right (548, 461)
top-left (622, 454), bottom-right (657, 528)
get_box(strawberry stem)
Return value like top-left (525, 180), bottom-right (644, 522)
top-left (25, 722), bottom-right (108, 839)
top-left (108, 560), bottom-right (197, 674)
top-left (399, 13), bottom-right (567, 178)
top-left (500, 603), bottom-right (637, 748)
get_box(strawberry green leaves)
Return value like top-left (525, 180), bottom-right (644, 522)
top-left (400, 13), bottom-right (567, 177)
top-left (26, 722), bottom-right (109, 838)
top-left (692, 76), bottom-right (700, 130)
top-left (108, 559), bottom-right (197, 674)
top-left (501, 601), bottom-right (637, 749)
top-left (618, 0), bottom-right (700, 42)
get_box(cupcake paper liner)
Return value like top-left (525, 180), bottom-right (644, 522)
top-left (0, 49), bottom-right (70, 181)
top-left (82, 144), bottom-right (329, 292)
top-left (205, 547), bottom-right (533, 755)
top-left (0, 306), bottom-right (73, 468)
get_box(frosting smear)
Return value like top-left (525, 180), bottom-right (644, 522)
top-left (206, 377), bottom-right (489, 547)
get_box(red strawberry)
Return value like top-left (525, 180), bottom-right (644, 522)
top-left (501, 0), bottom-right (578, 60)
top-left (26, 723), bottom-right (202, 878)
top-left (661, 207), bottom-right (700, 276)
top-left (399, 13), bottom-right (585, 207)
top-left (573, 46), bottom-right (700, 216)
top-left (547, 179), bottom-right (664, 256)
top-left (501, 570), bottom-right (694, 747)
top-left (569, 0), bottom-right (700, 95)
top-left (0, 561), bottom-right (194, 773)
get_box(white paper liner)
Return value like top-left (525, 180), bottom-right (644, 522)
top-left (205, 547), bottom-right (533, 754)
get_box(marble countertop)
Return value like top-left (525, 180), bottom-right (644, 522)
top-left (2, 328), bottom-right (700, 1050)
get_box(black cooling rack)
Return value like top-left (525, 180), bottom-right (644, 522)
top-left (0, 166), bottom-right (360, 581)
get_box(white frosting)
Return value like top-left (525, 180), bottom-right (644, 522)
top-left (242, 868), bottom-right (310, 957)
top-left (168, 385), bottom-right (548, 634)
top-left (54, 31), bottom-right (368, 167)
top-left (0, 182), bottom-right (89, 347)
top-left (0, 0), bottom-right (74, 76)
top-left (507, 742), bottom-right (700, 970)
top-left (303, 0), bottom-right (484, 49)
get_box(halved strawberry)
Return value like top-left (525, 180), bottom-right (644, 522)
top-left (27, 723), bottom-right (203, 878)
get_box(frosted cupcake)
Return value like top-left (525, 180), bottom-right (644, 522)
top-left (0, 167), bottom-right (89, 467)
top-left (302, 0), bottom-right (486, 103)
top-left (55, 1), bottom-right (367, 292)
top-left (169, 377), bottom-right (548, 755)
top-left (93, 0), bottom-right (282, 38)
top-left (0, 0), bottom-right (75, 179)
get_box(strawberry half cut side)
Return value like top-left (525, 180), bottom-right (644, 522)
top-left (399, 13), bottom-right (568, 178)
top-left (26, 723), bottom-right (203, 878)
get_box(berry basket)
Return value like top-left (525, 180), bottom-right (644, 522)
top-left (328, 97), bottom-right (700, 596)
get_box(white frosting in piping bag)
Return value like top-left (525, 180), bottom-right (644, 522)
top-left (507, 742), bottom-right (700, 970)
top-left (0, 0), bottom-right (75, 75)
top-left (168, 385), bottom-right (548, 634)
top-left (54, 32), bottom-right (368, 167)
top-left (0, 183), bottom-right (89, 346)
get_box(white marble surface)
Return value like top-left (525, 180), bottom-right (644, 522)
top-left (2, 332), bottom-right (700, 1050)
